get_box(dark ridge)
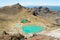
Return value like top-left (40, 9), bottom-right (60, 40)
top-left (33, 11), bottom-right (39, 16)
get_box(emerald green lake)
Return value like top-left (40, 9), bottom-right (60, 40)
top-left (22, 25), bottom-right (45, 34)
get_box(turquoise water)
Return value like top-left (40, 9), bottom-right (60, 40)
top-left (22, 25), bottom-right (45, 34)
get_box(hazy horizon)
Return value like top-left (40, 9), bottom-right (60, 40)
top-left (0, 0), bottom-right (60, 7)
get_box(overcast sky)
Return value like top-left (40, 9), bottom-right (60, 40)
top-left (0, 0), bottom-right (60, 7)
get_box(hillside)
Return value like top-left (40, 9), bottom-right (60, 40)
top-left (0, 3), bottom-right (60, 40)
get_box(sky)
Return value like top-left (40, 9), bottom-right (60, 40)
top-left (0, 0), bottom-right (60, 7)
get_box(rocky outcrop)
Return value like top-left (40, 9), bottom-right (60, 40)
top-left (31, 6), bottom-right (60, 26)
top-left (55, 19), bottom-right (60, 26)
top-left (0, 31), bottom-right (26, 40)
top-left (0, 33), bottom-right (59, 40)
top-left (27, 35), bottom-right (58, 40)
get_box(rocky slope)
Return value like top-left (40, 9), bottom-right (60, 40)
top-left (0, 3), bottom-right (60, 40)
top-left (0, 33), bottom-right (60, 40)
top-left (0, 3), bottom-right (50, 32)
top-left (31, 6), bottom-right (60, 25)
